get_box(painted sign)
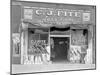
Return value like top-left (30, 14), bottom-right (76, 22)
top-left (22, 7), bottom-right (91, 26)
top-left (28, 40), bottom-right (47, 55)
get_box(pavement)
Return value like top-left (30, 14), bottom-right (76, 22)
top-left (12, 63), bottom-right (95, 74)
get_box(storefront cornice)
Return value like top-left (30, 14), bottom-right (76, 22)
top-left (23, 6), bottom-right (91, 12)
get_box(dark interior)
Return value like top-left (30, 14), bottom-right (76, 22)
top-left (51, 37), bottom-right (69, 63)
top-left (50, 26), bottom-right (70, 32)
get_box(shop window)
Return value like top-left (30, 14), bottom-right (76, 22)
top-left (40, 34), bottom-right (48, 44)
top-left (28, 28), bottom-right (49, 55)
top-left (70, 29), bottom-right (88, 63)
top-left (71, 29), bottom-right (88, 46)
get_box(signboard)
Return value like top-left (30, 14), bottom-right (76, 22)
top-left (28, 40), bottom-right (47, 55)
top-left (22, 7), bottom-right (91, 26)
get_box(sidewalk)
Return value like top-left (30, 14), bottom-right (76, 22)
top-left (12, 64), bottom-right (95, 74)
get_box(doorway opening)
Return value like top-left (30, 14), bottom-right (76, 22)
top-left (50, 37), bottom-right (70, 63)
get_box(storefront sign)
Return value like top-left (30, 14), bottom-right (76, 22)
top-left (22, 7), bottom-right (91, 26)
top-left (28, 40), bottom-right (47, 55)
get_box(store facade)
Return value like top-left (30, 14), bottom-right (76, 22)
top-left (11, 0), bottom-right (96, 74)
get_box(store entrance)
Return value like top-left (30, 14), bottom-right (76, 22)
top-left (50, 37), bottom-right (70, 63)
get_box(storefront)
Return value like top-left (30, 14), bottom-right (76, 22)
top-left (11, 0), bottom-right (96, 74)
top-left (19, 6), bottom-right (95, 64)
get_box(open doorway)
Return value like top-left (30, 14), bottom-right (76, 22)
top-left (50, 37), bottom-right (70, 63)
